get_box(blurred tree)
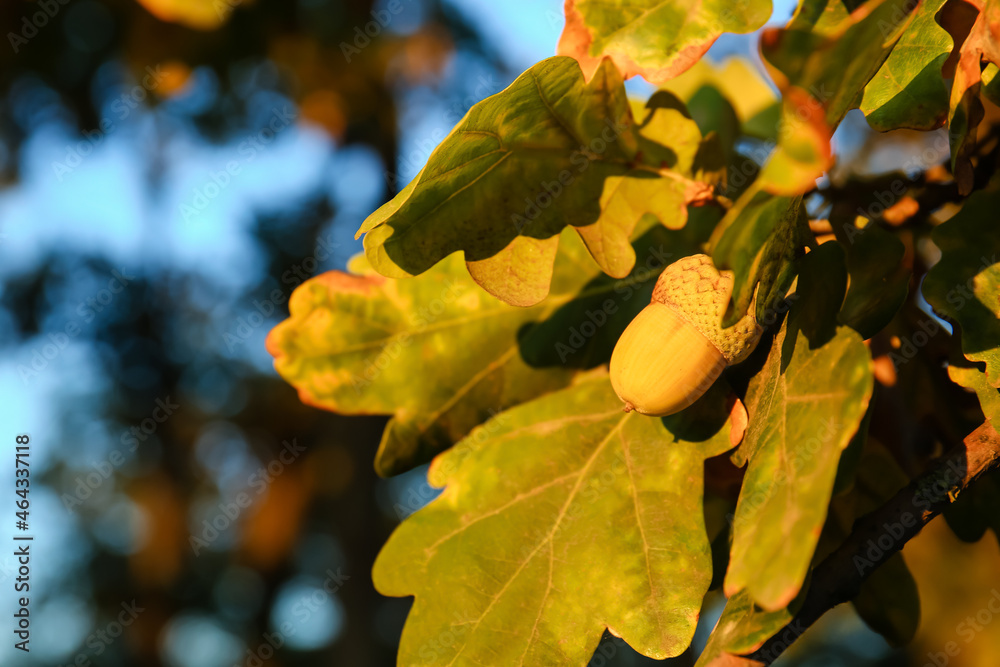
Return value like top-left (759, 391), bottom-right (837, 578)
top-left (0, 0), bottom-right (511, 665)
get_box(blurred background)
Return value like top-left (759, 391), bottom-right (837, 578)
top-left (0, 0), bottom-right (998, 665)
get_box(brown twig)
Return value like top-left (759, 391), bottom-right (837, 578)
top-left (719, 420), bottom-right (1000, 666)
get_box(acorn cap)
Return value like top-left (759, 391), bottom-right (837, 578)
top-left (651, 254), bottom-right (762, 365)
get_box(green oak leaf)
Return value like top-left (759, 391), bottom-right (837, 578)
top-left (754, 88), bottom-right (834, 196)
top-left (923, 188), bottom-right (1000, 387)
top-left (787, 0), bottom-right (850, 33)
top-left (948, 365), bottom-right (1000, 429)
top-left (684, 88), bottom-right (741, 163)
top-left (268, 225), bottom-right (691, 477)
top-left (574, 95), bottom-right (706, 277)
top-left (724, 260), bottom-right (875, 610)
top-left (767, 0), bottom-right (918, 122)
top-left (556, 0), bottom-right (771, 84)
top-left (636, 91), bottom-right (732, 189)
top-left (946, 1), bottom-right (1000, 194)
top-left (984, 63), bottom-right (1000, 106)
top-left (700, 439), bottom-right (914, 663)
top-left (948, 366), bottom-right (1000, 428)
top-left (657, 58), bottom-right (781, 143)
top-left (710, 186), bottom-right (805, 327)
top-left (694, 590), bottom-right (793, 666)
top-left (794, 241), bottom-right (848, 347)
top-left (373, 376), bottom-right (734, 665)
top-left (837, 219), bottom-right (911, 339)
top-left (356, 56), bottom-right (716, 307)
top-left (756, 0), bottom-right (919, 195)
top-left (859, 0), bottom-right (951, 131)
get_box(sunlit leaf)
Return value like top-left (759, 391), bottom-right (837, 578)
top-left (923, 187), bottom-right (1000, 387)
top-left (755, 89), bottom-right (834, 196)
top-left (653, 58), bottom-right (780, 152)
top-left (658, 59), bottom-right (779, 136)
top-left (724, 254), bottom-right (874, 609)
top-left (268, 226), bottom-right (694, 477)
top-left (356, 57), bottom-right (717, 306)
top-left (948, 365), bottom-right (1000, 429)
top-left (787, 0), bottom-right (850, 33)
top-left (557, 0), bottom-right (771, 84)
top-left (374, 376), bottom-right (734, 665)
top-left (947, 0), bottom-right (1000, 194)
top-left (860, 0), bottom-right (952, 131)
top-left (984, 62), bottom-right (1000, 105)
top-left (694, 590), bottom-right (793, 666)
top-left (756, 0), bottom-right (919, 194)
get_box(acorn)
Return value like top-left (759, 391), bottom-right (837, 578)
top-left (610, 254), bottom-right (762, 416)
